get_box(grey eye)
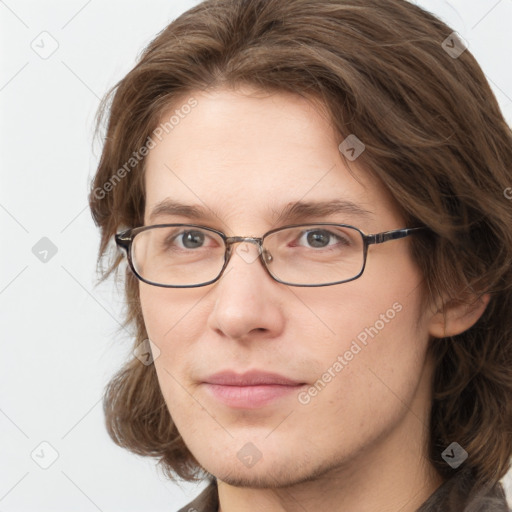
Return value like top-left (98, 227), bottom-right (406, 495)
top-left (305, 230), bottom-right (332, 248)
top-left (180, 230), bottom-right (206, 249)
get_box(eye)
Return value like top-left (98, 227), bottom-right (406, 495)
top-left (168, 229), bottom-right (210, 250)
top-left (296, 229), bottom-right (349, 249)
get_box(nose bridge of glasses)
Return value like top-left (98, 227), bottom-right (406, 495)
top-left (225, 236), bottom-right (263, 252)
top-left (225, 236), bottom-right (269, 265)
top-left (225, 236), bottom-right (261, 245)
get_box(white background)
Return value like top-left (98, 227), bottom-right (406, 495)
top-left (1, 1), bottom-right (511, 510)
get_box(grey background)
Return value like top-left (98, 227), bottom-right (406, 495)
top-left (1, 0), bottom-right (511, 510)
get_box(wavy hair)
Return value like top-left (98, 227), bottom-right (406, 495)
top-left (88, 0), bottom-right (512, 490)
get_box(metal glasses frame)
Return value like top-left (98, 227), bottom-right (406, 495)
top-left (115, 223), bottom-right (427, 288)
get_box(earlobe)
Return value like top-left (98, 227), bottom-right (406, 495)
top-left (428, 293), bottom-right (491, 339)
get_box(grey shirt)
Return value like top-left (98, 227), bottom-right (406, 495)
top-left (177, 467), bottom-right (510, 512)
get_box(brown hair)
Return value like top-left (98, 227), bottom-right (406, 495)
top-left (89, 0), bottom-right (512, 489)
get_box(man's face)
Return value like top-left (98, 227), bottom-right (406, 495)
top-left (141, 87), bottom-right (434, 487)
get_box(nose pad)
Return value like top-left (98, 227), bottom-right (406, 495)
top-left (262, 248), bottom-right (273, 264)
top-left (235, 241), bottom-right (261, 264)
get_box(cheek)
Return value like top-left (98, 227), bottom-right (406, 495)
top-left (139, 284), bottom-right (210, 406)
top-left (138, 282), bottom-right (216, 372)
top-left (288, 289), bottom-right (430, 463)
top-left (298, 250), bottom-right (429, 399)
top-left (302, 247), bottom-right (425, 347)
top-left (139, 285), bottom-right (209, 425)
top-left (139, 284), bottom-right (206, 346)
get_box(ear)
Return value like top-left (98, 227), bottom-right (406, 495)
top-left (428, 292), bottom-right (491, 338)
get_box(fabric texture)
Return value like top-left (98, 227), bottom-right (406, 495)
top-left (177, 480), bottom-right (219, 512)
top-left (417, 466), bottom-right (510, 512)
top-left (176, 468), bottom-right (511, 512)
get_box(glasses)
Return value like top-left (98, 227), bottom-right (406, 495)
top-left (115, 223), bottom-right (426, 288)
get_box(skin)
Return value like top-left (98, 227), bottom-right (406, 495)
top-left (140, 86), bottom-right (488, 512)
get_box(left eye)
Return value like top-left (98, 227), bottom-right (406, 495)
top-left (297, 229), bottom-right (346, 248)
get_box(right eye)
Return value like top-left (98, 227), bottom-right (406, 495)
top-left (172, 230), bottom-right (207, 249)
top-left (161, 228), bottom-right (221, 251)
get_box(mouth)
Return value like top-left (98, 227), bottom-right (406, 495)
top-left (201, 370), bottom-right (307, 409)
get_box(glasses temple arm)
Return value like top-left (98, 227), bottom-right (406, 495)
top-left (115, 231), bottom-right (132, 251)
top-left (366, 227), bottom-right (426, 245)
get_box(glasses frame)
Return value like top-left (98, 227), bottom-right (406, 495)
top-left (115, 223), bottom-right (427, 288)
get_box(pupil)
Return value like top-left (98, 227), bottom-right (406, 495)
top-left (307, 230), bottom-right (329, 248)
top-left (182, 231), bottom-right (204, 248)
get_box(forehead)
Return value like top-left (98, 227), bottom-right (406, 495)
top-left (143, 86), bottom-right (402, 231)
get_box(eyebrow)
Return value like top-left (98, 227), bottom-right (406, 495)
top-left (272, 199), bottom-right (374, 225)
top-left (148, 198), bottom-right (374, 225)
top-left (149, 199), bottom-right (221, 223)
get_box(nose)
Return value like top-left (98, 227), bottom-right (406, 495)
top-left (206, 240), bottom-right (285, 341)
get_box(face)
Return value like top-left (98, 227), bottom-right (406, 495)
top-left (140, 86), bottom-right (435, 487)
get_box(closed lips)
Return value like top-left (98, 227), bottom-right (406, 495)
top-left (203, 370), bottom-right (305, 386)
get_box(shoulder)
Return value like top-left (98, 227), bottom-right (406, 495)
top-left (417, 467), bottom-right (511, 512)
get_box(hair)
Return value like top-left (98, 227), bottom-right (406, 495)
top-left (89, 0), bottom-right (512, 491)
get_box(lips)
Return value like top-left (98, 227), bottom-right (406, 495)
top-left (201, 370), bottom-right (306, 409)
top-left (203, 370), bottom-right (304, 386)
